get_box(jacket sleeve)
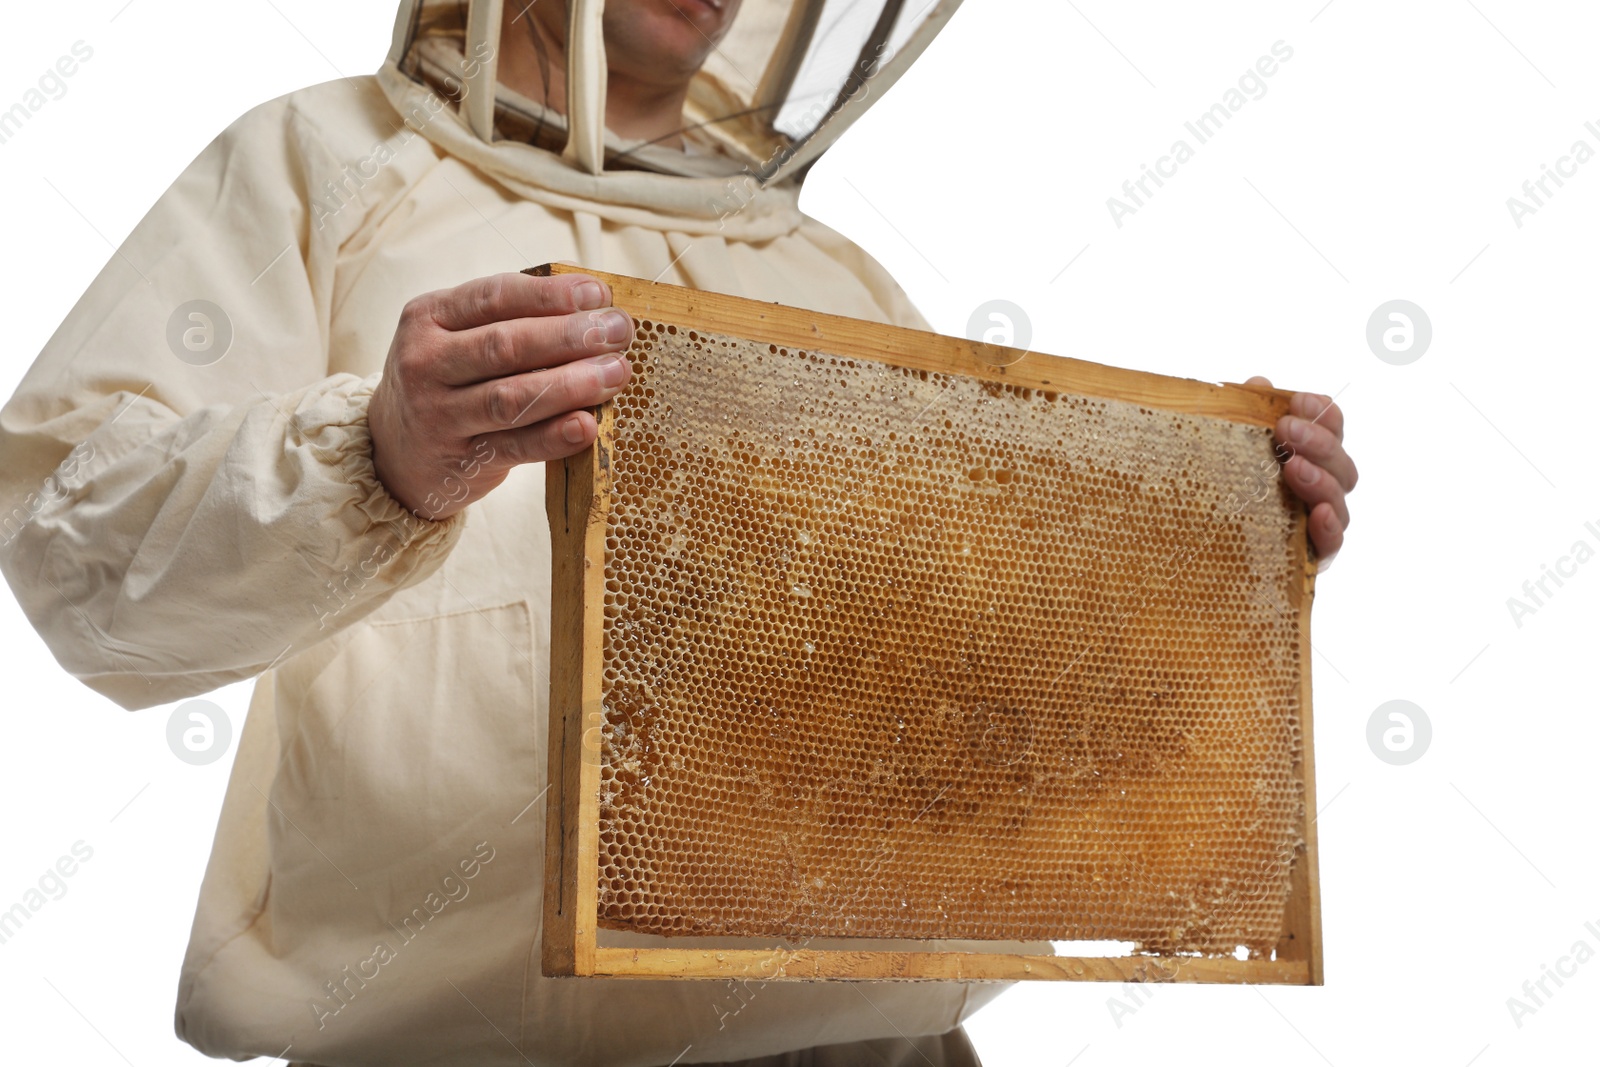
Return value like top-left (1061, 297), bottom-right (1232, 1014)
top-left (0, 93), bottom-right (464, 711)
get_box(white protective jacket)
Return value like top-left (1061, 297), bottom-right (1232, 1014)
top-left (0, 2), bottom-right (1022, 1064)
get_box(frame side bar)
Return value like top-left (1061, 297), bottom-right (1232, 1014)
top-left (1275, 522), bottom-right (1325, 984)
top-left (542, 406), bottom-right (611, 977)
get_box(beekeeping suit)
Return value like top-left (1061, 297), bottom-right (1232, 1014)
top-left (0, 1), bottom-right (1025, 1064)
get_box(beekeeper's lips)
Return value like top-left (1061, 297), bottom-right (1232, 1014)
top-left (662, 0), bottom-right (733, 31)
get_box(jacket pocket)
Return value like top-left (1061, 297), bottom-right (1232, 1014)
top-left (269, 600), bottom-right (543, 838)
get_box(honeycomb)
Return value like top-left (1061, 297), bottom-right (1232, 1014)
top-left (594, 320), bottom-right (1305, 955)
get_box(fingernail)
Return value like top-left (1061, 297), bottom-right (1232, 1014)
top-left (561, 415), bottom-right (587, 444)
top-left (589, 353), bottom-right (630, 388)
top-left (574, 281), bottom-right (607, 311)
top-left (1297, 462), bottom-right (1320, 485)
top-left (1286, 417), bottom-right (1309, 445)
top-left (589, 309), bottom-right (632, 346)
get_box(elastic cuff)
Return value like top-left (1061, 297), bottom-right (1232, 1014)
top-left (294, 371), bottom-right (467, 552)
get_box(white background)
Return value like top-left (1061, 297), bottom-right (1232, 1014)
top-left (1, 1), bottom-right (1596, 1065)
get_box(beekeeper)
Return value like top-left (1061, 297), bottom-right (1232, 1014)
top-left (0, 1), bottom-right (1356, 1065)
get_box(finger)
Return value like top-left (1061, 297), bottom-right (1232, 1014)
top-left (1281, 454), bottom-right (1350, 531)
top-left (426, 272), bottom-right (613, 332)
top-left (472, 409), bottom-right (598, 473)
top-left (452, 353), bottom-right (631, 434)
top-left (1276, 416), bottom-right (1358, 492)
top-left (437, 307), bottom-right (634, 385)
top-left (1308, 501), bottom-right (1344, 561)
top-left (1290, 391), bottom-right (1344, 442)
top-left (1245, 375), bottom-right (1273, 388)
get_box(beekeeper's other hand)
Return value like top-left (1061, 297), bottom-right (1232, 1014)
top-left (1247, 376), bottom-right (1356, 567)
top-left (369, 272), bottom-right (634, 521)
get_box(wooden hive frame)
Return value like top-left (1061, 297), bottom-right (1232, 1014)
top-left (534, 263), bottom-right (1322, 985)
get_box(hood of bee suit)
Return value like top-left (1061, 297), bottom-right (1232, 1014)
top-left (375, 0), bottom-right (961, 239)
